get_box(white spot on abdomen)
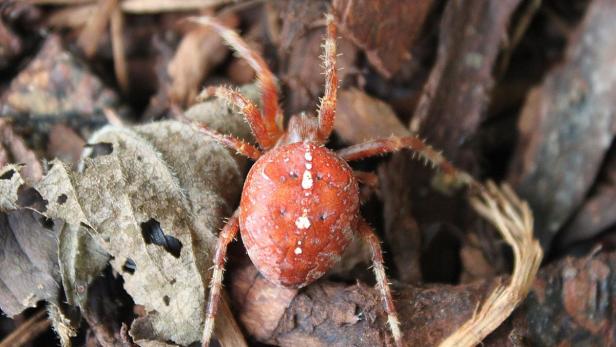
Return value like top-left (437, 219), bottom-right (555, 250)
top-left (305, 151), bottom-right (313, 161)
top-left (302, 170), bottom-right (313, 189)
top-left (295, 216), bottom-right (311, 229)
top-left (294, 247), bottom-right (303, 255)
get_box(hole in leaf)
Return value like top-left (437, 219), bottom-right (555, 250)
top-left (163, 295), bottom-right (170, 306)
top-left (84, 142), bottom-right (113, 158)
top-left (16, 185), bottom-right (48, 212)
top-left (57, 194), bottom-right (68, 205)
top-left (0, 169), bottom-right (15, 180)
top-left (41, 216), bottom-right (55, 229)
top-left (140, 218), bottom-right (183, 258)
top-left (123, 258), bottom-right (136, 274)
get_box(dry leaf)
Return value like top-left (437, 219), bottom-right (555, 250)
top-left (168, 14), bottom-right (237, 107)
top-left (0, 120), bottom-right (43, 184)
top-left (0, 85), bottom-right (255, 345)
top-left (0, 208), bottom-right (62, 316)
top-left (78, 120), bottom-right (245, 345)
top-left (332, 0), bottom-right (433, 78)
top-left (0, 35), bottom-right (123, 127)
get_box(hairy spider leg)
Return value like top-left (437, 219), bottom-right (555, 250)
top-left (316, 14), bottom-right (338, 142)
top-left (190, 16), bottom-right (282, 147)
top-left (198, 86), bottom-right (272, 151)
top-left (202, 212), bottom-right (240, 347)
top-left (337, 136), bottom-right (477, 188)
top-left (353, 170), bottom-right (379, 189)
top-left (358, 219), bottom-right (403, 347)
top-left (193, 123), bottom-right (262, 160)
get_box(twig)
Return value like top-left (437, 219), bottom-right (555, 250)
top-left (0, 310), bottom-right (51, 347)
top-left (439, 182), bottom-right (543, 347)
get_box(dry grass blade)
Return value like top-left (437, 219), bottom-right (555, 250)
top-left (77, 0), bottom-right (117, 57)
top-left (46, 4), bottom-right (97, 29)
top-left (439, 182), bottom-right (543, 347)
top-left (0, 310), bottom-right (51, 347)
top-left (28, 0), bottom-right (93, 4)
top-left (120, 0), bottom-right (234, 13)
top-left (110, 5), bottom-right (128, 93)
top-left (32, 0), bottom-right (237, 13)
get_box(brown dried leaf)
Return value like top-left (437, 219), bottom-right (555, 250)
top-left (0, 35), bottom-right (122, 127)
top-left (334, 88), bottom-right (409, 143)
top-left (47, 124), bottom-right (86, 169)
top-left (332, 0), bottom-right (434, 78)
top-left (168, 14), bottom-right (237, 107)
top-left (0, 120), bottom-right (43, 184)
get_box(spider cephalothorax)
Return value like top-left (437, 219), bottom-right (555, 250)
top-left (190, 14), bottom-right (474, 347)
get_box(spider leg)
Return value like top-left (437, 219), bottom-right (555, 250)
top-left (189, 16), bottom-right (282, 147)
top-left (316, 14), bottom-right (338, 142)
top-left (202, 211), bottom-right (240, 347)
top-left (193, 123), bottom-right (262, 160)
top-left (358, 219), bottom-right (404, 347)
top-left (199, 86), bottom-right (273, 150)
top-left (354, 170), bottom-right (379, 189)
top-left (338, 136), bottom-right (476, 188)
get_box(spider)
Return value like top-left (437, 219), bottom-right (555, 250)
top-left (189, 14), bottom-right (475, 347)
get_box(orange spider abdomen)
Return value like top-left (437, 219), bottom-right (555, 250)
top-left (239, 142), bottom-right (360, 288)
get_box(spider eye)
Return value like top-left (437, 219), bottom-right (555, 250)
top-left (290, 171), bottom-right (299, 179)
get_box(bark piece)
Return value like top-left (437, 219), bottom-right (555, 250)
top-left (559, 151), bottom-right (616, 248)
top-left (412, 0), bottom-right (523, 170)
top-left (230, 249), bottom-right (616, 347)
top-left (508, 0), bottom-right (616, 249)
top-left (279, 0), bottom-right (357, 114)
top-left (332, 0), bottom-right (434, 78)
